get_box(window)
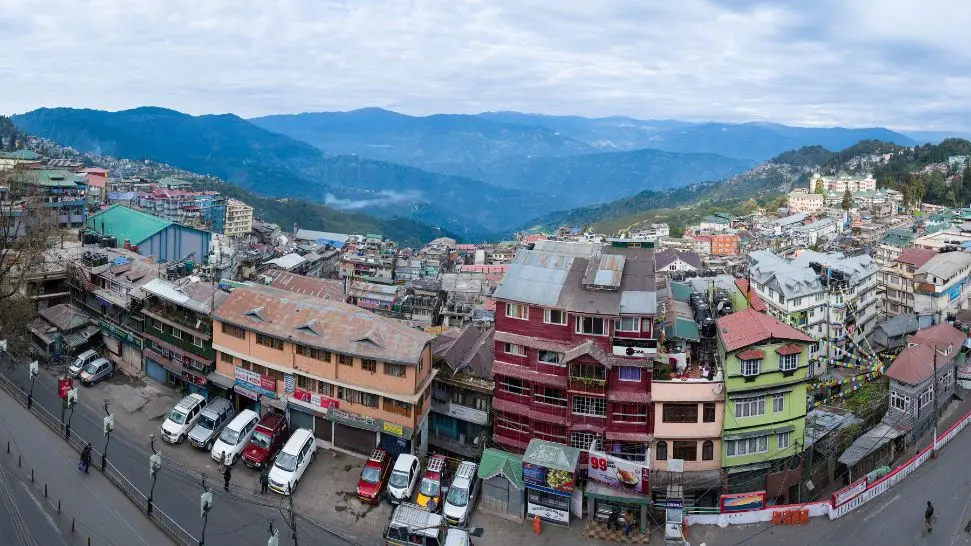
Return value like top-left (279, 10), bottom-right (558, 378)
top-left (726, 436), bottom-right (768, 457)
top-left (615, 317), bottom-right (640, 332)
top-left (296, 345), bottom-right (330, 361)
top-left (499, 377), bottom-right (530, 397)
top-left (255, 333), bottom-right (284, 350)
top-left (673, 441), bottom-right (697, 461)
top-left (170, 328), bottom-right (183, 340)
top-left (570, 431), bottom-right (601, 451)
top-left (772, 393), bottom-right (785, 413)
top-left (612, 404), bottom-right (648, 423)
top-left (572, 395), bottom-right (606, 416)
top-left (362, 359), bottom-right (377, 373)
top-left (779, 354), bottom-right (798, 372)
top-left (533, 387), bottom-right (567, 407)
top-left (338, 387), bottom-right (379, 408)
top-left (383, 398), bottom-right (412, 417)
top-left (703, 403), bottom-right (716, 423)
top-left (544, 309), bottom-right (566, 325)
top-left (618, 366), bottom-right (641, 382)
top-left (538, 350), bottom-right (563, 365)
top-left (296, 374), bottom-right (316, 391)
top-left (656, 441), bottom-right (668, 461)
top-left (941, 370), bottom-right (954, 388)
top-left (662, 403), bottom-right (698, 423)
top-left (504, 343), bottom-right (526, 356)
top-left (534, 423), bottom-right (568, 444)
top-left (702, 440), bottom-right (714, 461)
top-left (741, 359), bottom-right (761, 376)
top-left (338, 353), bottom-right (352, 366)
top-left (919, 384), bottom-right (933, 408)
top-left (384, 363), bottom-right (406, 377)
top-left (220, 352), bottom-right (234, 364)
top-left (221, 323), bottom-right (246, 339)
top-left (575, 316), bottom-right (607, 336)
top-left (505, 303), bottom-right (528, 320)
top-left (734, 397), bottom-right (765, 419)
top-left (495, 412), bottom-right (530, 434)
top-left (778, 431), bottom-right (791, 449)
top-left (151, 319), bottom-right (162, 330)
top-left (192, 335), bottom-right (204, 348)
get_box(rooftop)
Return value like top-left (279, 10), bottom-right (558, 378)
top-left (263, 253), bottom-right (306, 271)
top-left (896, 247), bottom-right (938, 268)
top-left (885, 324), bottom-right (967, 386)
top-left (916, 251), bottom-right (971, 280)
top-left (432, 325), bottom-right (494, 379)
top-left (142, 277), bottom-right (228, 314)
top-left (86, 204), bottom-right (171, 245)
top-left (37, 304), bottom-right (92, 332)
top-left (716, 308), bottom-right (815, 353)
top-left (263, 269), bottom-right (345, 301)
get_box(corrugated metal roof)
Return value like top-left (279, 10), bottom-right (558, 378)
top-left (620, 291), bottom-right (656, 314)
top-left (716, 309), bottom-right (815, 352)
top-left (143, 278), bottom-right (227, 314)
top-left (492, 250), bottom-right (575, 307)
top-left (478, 448), bottom-right (524, 490)
top-left (264, 253), bottom-right (306, 270)
top-left (523, 439), bottom-right (581, 471)
top-left (838, 421), bottom-right (908, 467)
top-left (917, 251), bottom-right (971, 280)
top-left (86, 204), bottom-right (171, 245)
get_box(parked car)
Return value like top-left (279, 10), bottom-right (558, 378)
top-left (242, 413), bottom-right (290, 470)
top-left (267, 428), bottom-right (316, 494)
top-left (387, 454), bottom-right (421, 505)
top-left (68, 349), bottom-right (101, 378)
top-left (210, 409), bottom-right (259, 465)
top-left (444, 461), bottom-right (480, 526)
top-left (78, 358), bottom-right (113, 386)
top-left (416, 454), bottom-right (450, 512)
top-left (357, 449), bottom-right (392, 504)
top-left (160, 394), bottom-right (208, 444)
top-left (385, 503), bottom-right (480, 546)
top-left (188, 398), bottom-right (236, 450)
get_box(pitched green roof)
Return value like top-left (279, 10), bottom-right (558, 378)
top-left (665, 317), bottom-right (700, 342)
top-left (478, 448), bottom-right (524, 490)
top-left (0, 150), bottom-right (40, 160)
top-left (670, 282), bottom-right (692, 303)
top-left (86, 204), bottom-right (171, 244)
top-left (880, 229), bottom-right (915, 248)
top-left (30, 169), bottom-right (88, 187)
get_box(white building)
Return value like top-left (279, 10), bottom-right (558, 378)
top-left (787, 190), bottom-right (825, 214)
top-left (811, 174), bottom-right (877, 193)
top-left (223, 199), bottom-right (254, 237)
top-left (628, 223), bottom-right (670, 241)
top-left (913, 251), bottom-right (971, 327)
top-left (792, 217), bottom-right (841, 246)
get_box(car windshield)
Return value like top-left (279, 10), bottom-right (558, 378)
top-left (276, 452), bottom-right (298, 472)
top-left (168, 410), bottom-right (188, 425)
top-left (388, 470), bottom-right (410, 488)
top-left (446, 485), bottom-right (469, 507)
top-left (219, 427), bottom-right (240, 444)
top-left (419, 477), bottom-right (440, 497)
top-left (83, 362), bottom-right (100, 374)
top-left (361, 466), bottom-right (382, 484)
top-left (197, 415), bottom-right (216, 431)
top-left (251, 430), bottom-right (272, 449)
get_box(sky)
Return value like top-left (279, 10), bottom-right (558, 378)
top-left (3, 0), bottom-right (971, 130)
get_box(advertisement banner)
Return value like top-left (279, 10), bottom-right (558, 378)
top-left (58, 378), bottom-right (74, 399)
top-left (720, 491), bottom-right (767, 513)
top-left (233, 367), bottom-right (277, 398)
top-left (523, 463), bottom-right (575, 496)
top-left (527, 501), bottom-right (569, 523)
top-left (588, 450), bottom-right (650, 495)
top-left (832, 477), bottom-right (868, 508)
top-left (293, 387), bottom-right (339, 410)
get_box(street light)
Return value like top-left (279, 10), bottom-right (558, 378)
top-left (199, 488), bottom-right (213, 546)
top-left (27, 360), bottom-right (38, 409)
top-left (65, 387), bottom-right (78, 439)
top-left (102, 400), bottom-right (114, 471)
top-left (148, 435), bottom-right (162, 515)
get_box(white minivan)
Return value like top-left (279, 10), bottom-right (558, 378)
top-left (444, 461), bottom-right (480, 526)
top-left (160, 394), bottom-right (208, 444)
top-left (268, 428), bottom-right (316, 495)
top-left (210, 409), bottom-right (259, 465)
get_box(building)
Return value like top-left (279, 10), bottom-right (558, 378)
top-left (14, 169), bottom-right (89, 229)
top-left (869, 314), bottom-right (920, 353)
top-left (717, 309), bottom-right (815, 501)
top-left (811, 174), bottom-right (877, 193)
top-left (882, 248), bottom-right (937, 316)
top-left (210, 285), bottom-right (434, 456)
top-left (136, 188), bottom-right (226, 231)
top-left (294, 229), bottom-right (349, 249)
top-left (765, 213), bottom-right (808, 237)
top-left (692, 236), bottom-right (712, 256)
top-left (490, 240), bottom-right (657, 464)
top-left (86, 205), bottom-right (212, 264)
top-left (340, 253), bottom-right (396, 281)
top-left (430, 325), bottom-right (494, 458)
top-left (81, 168), bottom-right (109, 205)
top-left (791, 218), bottom-right (840, 247)
top-left (262, 269), bottom-right (345, 301)
top-left (699, 214), bottom-right (733, 234)
top-left (710, 234), bottom-right (740, 257)
top-left (141, 277), bottom-right (228, 398)
top-left (223, 199), bottom-right (254, 237)
top-left (28, 303), bottom-right (100, 359)
top-left (874, 229), bottom-right (917, 269)
top-left (787, 190), bottom-right (825, 214)
top-left (911, 230), bottom-right (971, 251)
top-left (0, 149), bottom-right (42, 171)
top-left (654, 249), bottom-right (702, 274)
top-left (913, 251), bottom-right (971, 327)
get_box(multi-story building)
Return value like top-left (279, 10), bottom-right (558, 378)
top-left (654, 249), bottom-right (702, 275)
top-left (791, 217), bottom-right (840, 247)
top-left (882, 248), bottom-right (937, 316)
top-left (223, 198), bottom-right (253, 237)
top-left (141, 277), bottom-right (227, 398)
top-left (28, 169), bottom-right (88, 228)
top-left (490, 240), bottom-right (657, 465)
top-left (717, 309), bottom-right (815, 501)
top-left (698, 214), bottom-right (733, 234)
top-left (786, 190), bottom-right (824, 214)
top-left (430, 324), bottom-right (494, 458)
top-left (340, 253), bottom-right (396, 281)
top-left (912, 230), bottom-right (971, 251)
top-left (874, 229), bottom-right (917, 269)
top-left (692, 236), bottom-right (712, 256)
top-left (710, 234), bottom-right (741, 257)
top-left (913, 251), bottom-right (971, 327)
top-left (811, 174), bottom-right (877, 193)
top-left (210, 285), bottom-right (434, 456)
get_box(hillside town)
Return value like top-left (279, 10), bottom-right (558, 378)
top-left (5, 144), bottom-right (971, 545)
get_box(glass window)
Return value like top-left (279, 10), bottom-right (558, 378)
top-left (505, 303), bottom-right (528, 320)
top-left (504, 343), bottom-right (526, 356)
top-left (726, 436), bottom-right (768, 457)
top-left (498, 377), bottom-right (530, 397)
top-left (702, 440), bottom-right (714, 461)
top-left (538, 350), bottom-right (563, 365)
top-left (544, 309), bottom-right (566, 325)
top-left (703, 403), bottom-right (716, 423)
top-left (338, 354), bottom-right (352, 366)
top-left (734, 397), bottom-right (766, 418)
top-left (741, 359), bottom-right (761, 376)
top-left (779, 354), bottom-right (798, 371)
top-left (570, 431), bottom-right (601, 451)
top-left (612, 404), bottom-right (648, 423)
top-left (220, 352), bottom-right (234, 364)
top-left (662, 403), bottom-right (698, 423)
top-left (656, 441), bottom-right (667, 461)
top-left (361, 359), bottom-right (377, 373)
top-left (672, 441), bottom-right (697, 461)
top-left (772, 393), bottom-right (785, 413)
top-left (571, 395), bottom-right (606, 416)
top-left (778, 432), bottom-right (791, 449)
top-left (533, 387), bottom-right (567, 407)
top-left (255, 333), bottom-right (284, 350)
top-left (615, 317), bottom-right (640, 332)
top-left (618, 366), bottom-right (641, 381)
top-left (384, 363), bottom-right (406, 377)
top-left (575, 316), bottom-right (607, 336)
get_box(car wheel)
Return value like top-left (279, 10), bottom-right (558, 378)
top-left (231, 454), bottom-right (238, 465)
top-left (178, 434), bottom-right (185, 444)
top-left (206, 440), bottom-right (214, 451)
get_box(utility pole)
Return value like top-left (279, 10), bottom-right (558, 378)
top-left (931, 344), bottom-right (952, 458)
top-left (267, 521), bottom-right (279, 546)
top-left (102, 400), bottom-right (114, 471)
top-left (27, 361), bottom-right (38, 409)
top-left (287, 484), bottom-right (298, 546)
top-left (199, 487), bottom-right (213, 546)
top-left (65, 387), bottom-right (78, 439)
top-left (149, 435), bottom-right (162, 515)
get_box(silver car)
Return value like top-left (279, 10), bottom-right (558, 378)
top-left (68, 349), bottom-right (101, 378)
top-left (188, 398), bottom-right (235, 450)
top-left (79, 358), bottom-right (113, 386)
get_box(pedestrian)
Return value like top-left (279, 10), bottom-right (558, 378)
top-left (624, 509), bottom-right (633, 537)
top-left (223, 465), bottom-right (231, 492)
top-left (79, 443), bottom-right (92, 474)
top-left (259, 464), bottom-right (269, 494)
top-left (926, 501), bottom-right (934, 533)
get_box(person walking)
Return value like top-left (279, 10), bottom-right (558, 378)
top-left (259, 465), bottom-right (269, 494)
top-left (79, 443), bottom-right (92, 474)
top-left (925, 501), bottom-right (935, 533)
top-left (223, 465), bottom-right (232, 492)
top-left (624, 509), bottom-right (633, 537)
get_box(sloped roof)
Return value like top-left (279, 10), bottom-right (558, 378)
top-left (143, 278), bottom-right (227, 314)
top-left (38, 304), bottom-right (91, 332)
top-left (523, 439), bottom-right (581, 471)
top-left (655, 249), bottom-right (702, 270)
top-left (478, 448), bottom-right (524, 490)
top-left (717, 308), bottom-right (815, 353)
top-left (263, 253), bottom-right (306, 270)
top-left (264, 269), bottom-right (345, 301)
top-left (86, 204), bottom-right (171, 245)
top-left (838, 421), bottom-right (909, 467)
top-left (909, 323), bottom-right (967, 348)
top-left (432, 325), bottom-right (494, 378)
top-left (886, 324), bottom-right (965, 385)
top-left (896, 248), bottom-right (937, 267)
top-left (875, 313), bottom-right (919, 338)
top-left (917, 252), bottom-right (971, 280)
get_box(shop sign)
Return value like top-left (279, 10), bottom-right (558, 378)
top-left (234, 385), bottom-right (259, 401)
top-left (523, 463), bottom-right (575, 497)
top-left (100, 320), bottom-right (144, 349)
top-left (439, 402), bottom-right (489, 425)
top-left (719, 491), bottom-right (766, 513)
top-left (588, 450), bottom-right (650, 495)
top-left (181, 371), bottom-right (208, 387)
top-left (233, 367), bottom-right (277, 399)
top-left (382, 422), bottom-right (404, 437)
top-left (293, 387), bottom-right (339, 410)
top-left (327, 407), bottom-right (383, 432)
top-left (832, 477), bottom-right (868, 508)
top-left (526, 501), bottom-right (569, 523)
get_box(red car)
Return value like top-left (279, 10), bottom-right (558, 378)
top-left (241, 413), bottom-right (290, 470)
top-left (357, 449), bottom-right (392, 504)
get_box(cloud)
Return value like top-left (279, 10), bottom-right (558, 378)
top-left (324, 190), bottom-right (423, 210)
top-left (2, 0), bottom-right (971, 130)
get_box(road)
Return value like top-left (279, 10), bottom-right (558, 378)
top-left (0, 361), bottom-right (358, 546)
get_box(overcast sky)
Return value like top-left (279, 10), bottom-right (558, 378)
top-left (3, 0), bottom-right (969, 130)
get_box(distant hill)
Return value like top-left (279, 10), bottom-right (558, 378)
top-left (12, 107), bottom-right (557, 238)
top-left (475, 111), bottom-right (694, 150)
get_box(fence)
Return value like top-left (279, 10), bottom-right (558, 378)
top-left (0, 369), bottom-right (196, 545)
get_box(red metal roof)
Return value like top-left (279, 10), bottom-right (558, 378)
top-left (737, 349), bottom-right (767, 361)
top-left (734, 278), bottom-right (768, 312)
top-left (716, 309), bottom-right (815, 353)
top-left (776, 343), bottom-right (804, 356)
top-left (896, 248), bottom-right (938, 268)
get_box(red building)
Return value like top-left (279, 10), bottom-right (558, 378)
top-left (490, 240), bottom-right (657, 466)
top-left (710, 234), bottom-right (740, 256)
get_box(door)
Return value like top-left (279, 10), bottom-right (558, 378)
top-left (334, 423), bottom-right (374, 454)
top-left (289, 407), bottom-right (314, 433)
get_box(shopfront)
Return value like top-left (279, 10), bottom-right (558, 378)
top-left (232, 366), bottom-right (278, 414)
top-left (288, 386), bottom-right (340, 441)
top-left (101, 320), bottom-right (144, 376)
top-left (583, 448), bottom-right (652, 535)
top-left (522, 439), bottom-right (581, 526)
top-left (329, 408), bottom-right (381, 455)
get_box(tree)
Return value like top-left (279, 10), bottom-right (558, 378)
top-left (841, 189), bottom-right (853, 211)
top-left (741, 198), bottom-right (759, 215)
top-left (814, 179), bottom-right (825, 194)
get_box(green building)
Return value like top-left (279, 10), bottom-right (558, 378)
top-left (717, 309), bottom-right (815, 502)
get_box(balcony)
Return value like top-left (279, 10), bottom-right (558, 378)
top-left (568, 376), bottom-right (607, 395)
top-left (143, 304), bottom-right (213, 336)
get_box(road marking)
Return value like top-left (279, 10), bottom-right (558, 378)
top-left (863, 494), bottom-right (899, 522)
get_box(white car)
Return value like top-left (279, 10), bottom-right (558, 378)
top-left (210, 409), bottom-right (259, 465)
top-left (387, 454), bottom-right (421, 505)
top-left (444, 461), bottom-right (480, 526)
top-left (268, 428), bottom-right (316, 495)
top-left (160, 394), bottom-right (207, 444)
top-left (68, 349), bottom-right (101, 378)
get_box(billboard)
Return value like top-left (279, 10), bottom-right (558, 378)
top-left (720, 491), bottom-right (766, 513)
top-left (587, 450), bottom-right (650, 495)
top-left (522, 463), bottom-right (575, 496)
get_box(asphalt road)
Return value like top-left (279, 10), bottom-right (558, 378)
top-left (0, 449), bottom-right (74, 546)
top-left (0, 362), bottom-right (357, 546)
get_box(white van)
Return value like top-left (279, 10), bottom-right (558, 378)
top-left (210, 409), bottom-right (259, 465)
top-left (160, 394), bottom-right (208, 444)
top-left (444, 461), bottom-right (480, 526)
top-left (68, 349), bottom-right (101, 378)
top-left (268, 428), bottom-right (316, 494)
top-left (385, 503), bottom-right (480, 546)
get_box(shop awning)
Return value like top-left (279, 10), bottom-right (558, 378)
top-left (478, 448), bottom-right (524, 490)
top-left (207, 371), bottom-right (234, 390)
top-left (664, 318), bottom-right (699, 342)
top-left (583, 481), bottom-right (652, 505)
top-left (523, 439), bottom-right (581, 472)
top-left (651, 468), bottom-right (722, 490)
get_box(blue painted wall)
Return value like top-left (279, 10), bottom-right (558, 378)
top-left (138, 224), bottom-right (211, 264)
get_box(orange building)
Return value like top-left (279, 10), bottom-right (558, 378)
top-left (710, 234), bottom-right (740, 256)
top-left (211, 284), bottom-right (434, 456)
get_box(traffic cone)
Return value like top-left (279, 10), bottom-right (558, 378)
top-left (533, 514), bottom-right (542, 535)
